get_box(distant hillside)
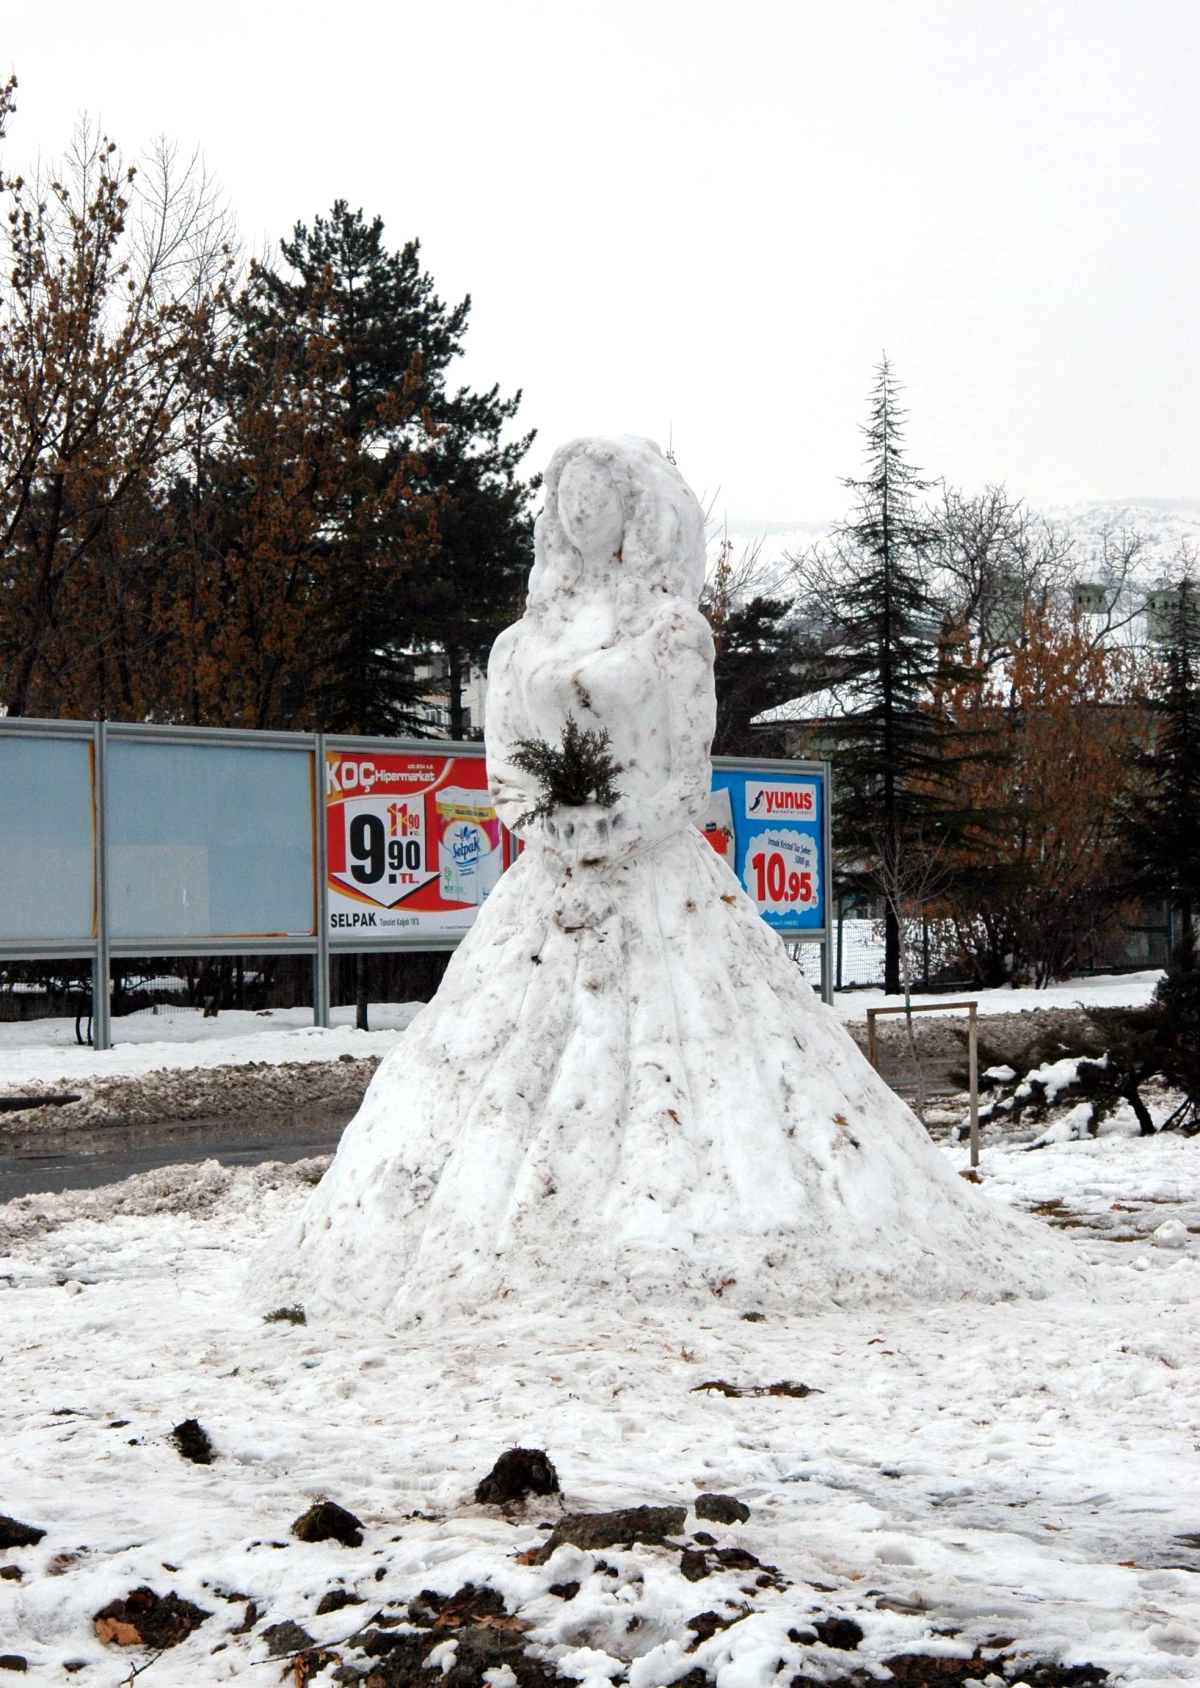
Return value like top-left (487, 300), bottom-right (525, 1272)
top-left (710, 498), bottom-right (1200, 597)
top-left (1039, 500), bottom-right (1200, 580)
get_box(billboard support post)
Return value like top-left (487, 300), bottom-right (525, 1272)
top-left (822, 757), bottom-right (834, 1006)
top-left (313, 732), bottom-right (331, 1029)
top-left (92, 720), bottom-right (111, 1052)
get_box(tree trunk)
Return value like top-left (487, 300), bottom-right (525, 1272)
top-left (447, 645), bottom-right (465, 741)
top-left (1121, 1079), bottom-right (1156, 1137)
top-left (884, 900), bottom-right (901, 995)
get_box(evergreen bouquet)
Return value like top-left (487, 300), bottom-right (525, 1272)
top-left (510, 715), bottom-right (622, 829)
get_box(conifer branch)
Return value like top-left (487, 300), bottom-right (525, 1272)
top-left (510, 714), bottom-right (622, 827)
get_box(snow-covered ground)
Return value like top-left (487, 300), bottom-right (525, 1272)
top-left (0, 1003), bottom-right (424, 1089)
top-left (1, 1124), bottom-right (1197, 1684)
top-left (0, 975), bottom-right (1161, 1091)
top-left (829, 970), bottom-right (1164, 1023)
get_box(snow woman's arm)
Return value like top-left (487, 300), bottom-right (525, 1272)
top-left (547, 602), bottom-right (715, 869)
top-left (620, 602), bottom-right (717, 853)
top-left (484, 621), bottom-right (543, 834)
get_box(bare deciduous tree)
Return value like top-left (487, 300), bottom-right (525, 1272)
top-left (0, 91), bottom-right (234, 717)
top-left (928, 485), bottom-right (1073, 666)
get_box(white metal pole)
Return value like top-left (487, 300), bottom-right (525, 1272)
top-left (821, 761), bottom-right (834, 1005)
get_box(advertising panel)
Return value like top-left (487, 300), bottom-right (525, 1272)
top-left (106, 740), bottom-right (316, 940)
top-left (0, 718), bottom-right (832, 1048)
top-left (699, 765), bottom-right (825, 932)
top-left (325, 749), bottom-right (507, 941)
top-left (327, 749), bottom-right (826, 943)
top-left (0, 733), bottom-right (96, 942)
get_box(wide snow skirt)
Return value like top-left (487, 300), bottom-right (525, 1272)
top-left (259, 832), bottom-right (1074, 1323)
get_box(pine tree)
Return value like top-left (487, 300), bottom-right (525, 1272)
top-left (817, 357), bottom-right (973, 994)
top-left (1153, 923), bottom-right (1200, 1129)
top-left (1086, 924), bottom-right (1200, 1134)
top-left (416, 412), bottom-right (536, 739)
top-left (1121, 573), bottom-right (1200, 934)
top-left (707, 596), bottom-right (808, 756)
top-left (236, 203), bottom-right (534, 735)
top-left (184, 276), bottom-right (436, 731)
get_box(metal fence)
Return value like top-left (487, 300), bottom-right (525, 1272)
top-left (825, 911), bottom-right (1171, 993)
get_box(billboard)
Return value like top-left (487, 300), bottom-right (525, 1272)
top-left (325, 749), bottom-right (509, 942)
top-left (699, 765), bottom-right (826, 933)
top-left (107, 739), bottom-right (316, 940)
top-left (0, 718), bottom-right (832, 1051)
top-left (0, 733), bottom-right (96, 942)
top-left (325, 750), bottom-right (828, 943)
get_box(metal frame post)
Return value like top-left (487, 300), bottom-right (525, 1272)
top-left (968, 1002), bottom-right (980, 1170)
top-left (865, 999), bottom-right (981, 1169)
top-left (821, 758), bottom-right (834, 1004)
top-left (92, 720), bottom-right (111, 1051)
top-left (312, 733), bottom-right (331, 1028)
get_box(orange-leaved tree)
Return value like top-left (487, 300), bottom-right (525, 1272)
top-left (939, 596), bottom-right (1147, 986)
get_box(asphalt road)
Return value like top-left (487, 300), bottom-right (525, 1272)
top-left (0, 1108), bottom-right (352, 1202)
top-left (0, 1055), bottom-right (965, 1203)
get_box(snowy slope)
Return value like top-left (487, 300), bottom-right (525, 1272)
top-left (712, 500), bottom-right (1200, 592)
top-left (832, 970), bottom-right (1164, 1022)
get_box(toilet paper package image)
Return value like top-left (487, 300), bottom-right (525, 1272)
top-left (436, 787), bottom-right (503, 906)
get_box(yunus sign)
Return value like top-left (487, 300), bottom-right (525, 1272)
top-left (325, 750), bottom-right (509, 941)
top-left (700, 763), bottom-right (827, 933)
top-left (744, 778), bottom-right (818, 819)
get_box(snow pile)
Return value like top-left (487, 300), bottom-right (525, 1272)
top-left (1026, 1101), bottom-right (1097, 1149)
top-left (980, 1054), bottom-right (1111, 1138)
top-left (262, 439), bottom-right (1078, 1325)
top-left (0, 1129), bottom-right (1196, 1683)
top-left (0, 1156), bottom-right (330, 1249)
top-left (1018, 1054), bottom-right (1107, 1107)
top-left (1153, 1219), bottom-right (1190, 1250)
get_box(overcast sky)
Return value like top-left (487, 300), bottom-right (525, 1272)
top-left (5, 1), bottom-right (1197, 523)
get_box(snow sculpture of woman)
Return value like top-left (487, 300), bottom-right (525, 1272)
top-left (262, 437), bottom-right (1061, 1322)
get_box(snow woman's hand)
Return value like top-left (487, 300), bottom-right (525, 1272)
top-left (542, 801), bottom-right (626, 869)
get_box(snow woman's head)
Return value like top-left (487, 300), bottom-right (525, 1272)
top-left (527, 436), bottom-right (706, 608)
